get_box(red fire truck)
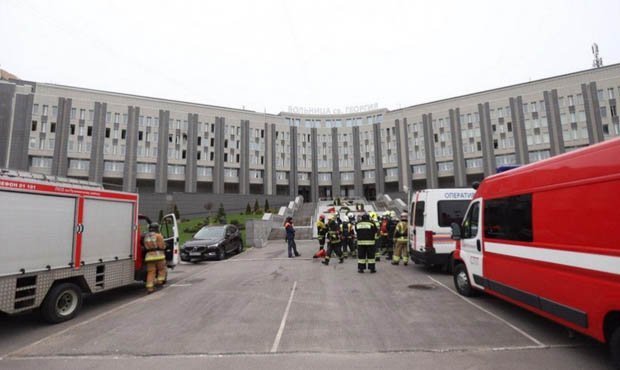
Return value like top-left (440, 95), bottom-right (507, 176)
top-left (450, 137), bottom-right (620, 365)
top-left (0, 169), bottom-right (179, 323)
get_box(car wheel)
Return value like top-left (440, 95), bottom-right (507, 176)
top-left (236, 242), bottom-right (243, 254)
top-left (611, 326), bottom-right (620, 369)
top-left (453, 263), bottom-right (478, 297)
top-left (217, 247), bottom-right (226, 261)
top-left (41, 282), bottom-right (83, 324)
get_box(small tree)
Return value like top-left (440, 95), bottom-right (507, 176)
top-left (217, 203), bottom-right (226, 224)
top-left (253, 199), bottom-right (260, 214)
top-left (264, 199), bottom-right (270, 213)
top-left (246, 202), bottom-right (252, 214)
top-left (173, 204), bottom-right (180, 220)
top-left (204, 202), bottom-right (214, 222)
top-left (158, 209), bottom-right (164, 223)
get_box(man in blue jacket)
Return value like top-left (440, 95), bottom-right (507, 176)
top-left (284, 217), bottom-right (300, 258)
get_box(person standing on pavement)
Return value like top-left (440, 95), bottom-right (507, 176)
top-left (392, 212), bottom-right (410, 266)
top-left (340, 215), bottom-right (355, 258)
top-left (143, 223), bottom-right (167, 294)
top-left (322, 215), bottom-right (344, 265)
top-left (355, 213), bottom-right (377, 273)
top-left (314, 214), bottom-right (328, 258)
top-left (284, 217), bottom-right (300, 258)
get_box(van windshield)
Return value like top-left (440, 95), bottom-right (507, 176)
top-left (437, 200), bottom-right (471, 227)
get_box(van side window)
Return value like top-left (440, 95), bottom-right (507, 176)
top-left (414, 201), bottom-right (425, 227)
top-left (462, 202), bottom-right (479, 239)
top-left (437, 200), bottom-right (471, 227)
top-left (484, 194), bottom-right (533, 242)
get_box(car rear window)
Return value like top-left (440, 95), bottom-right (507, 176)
top-left (437, 200), bottom-right (470, 227)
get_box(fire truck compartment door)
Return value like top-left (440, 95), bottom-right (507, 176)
top-left (161, 213), bottom-right (179, 267)
top-left (0, 191), bottom-right (76, 276)
top-left (81, 199), bottom-right (134, 264)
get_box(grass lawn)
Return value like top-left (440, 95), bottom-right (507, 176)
top-left (177, 212), bottom-right (267, 248)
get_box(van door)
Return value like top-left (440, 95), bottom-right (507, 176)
top-left (160, 214), bottom-right (179, 268)
top-left (460, 199), bottom-right (484, 290)
top-left (413, 198), bottom-right (426, 253)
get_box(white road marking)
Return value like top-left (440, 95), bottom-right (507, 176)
top-left (427, 275), bottom-right (545, 347)
top-left (169, 283), bottom-right (192, 287)
top-left (270, 281), bottom-right (297, 353)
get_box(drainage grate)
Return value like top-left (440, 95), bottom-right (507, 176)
top-left (408, 284), bottom-right (436, 290)
top-left (185, 278), bottom-right (206, 284)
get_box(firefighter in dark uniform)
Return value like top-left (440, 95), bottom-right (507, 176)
top-left (355, 213), bottom-right (377, 273)
top-left (386, 211), bottom-right (398, 260)
top-left (322, 215), bottom-right (344, 265)
top-left (341, 215), bottom-right (355, 258)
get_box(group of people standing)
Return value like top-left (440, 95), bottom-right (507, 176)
top-left (314, 211), bottom-right (410, 273)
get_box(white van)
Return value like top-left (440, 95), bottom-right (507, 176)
top-left (409, 188), bottom-right (475, 270)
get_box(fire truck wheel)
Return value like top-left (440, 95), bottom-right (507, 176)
top-left (41, 282), bottom-right (83, 324)
top-left (611, 326), bottom-right (620, 369)
top-left (453, 264), bottom-right (477, 297)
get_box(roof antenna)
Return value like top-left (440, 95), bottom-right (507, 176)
top-left (592, 43), bottom-right (603, 68)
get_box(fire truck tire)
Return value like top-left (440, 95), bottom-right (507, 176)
top-left (454, 264), bottom-right (477, 297)
top-left (611, 326), bottom-right (620, 369)
top-left (41, 282), bottom-right (83, 324)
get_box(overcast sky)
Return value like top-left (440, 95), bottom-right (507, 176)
top-left (2, 0), bottom-right (619, 114)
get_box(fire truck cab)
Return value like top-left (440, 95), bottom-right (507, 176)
top-left (450, 138), bottom-right (620, 365)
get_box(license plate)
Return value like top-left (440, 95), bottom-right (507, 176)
top-left (190, 252), bottom-right (202, 257)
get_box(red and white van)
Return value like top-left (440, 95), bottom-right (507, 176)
top-left (0, 169), bottom-right (179, 323)
top-left (450, 138), bottom-right (620, 365)
top-left (409, 188), bottom-right (475, 270)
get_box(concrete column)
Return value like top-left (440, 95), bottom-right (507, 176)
top-left (393, 119), bottom-right (404, 192)
top-left (310, 127), bottom-right (318, 202)
top-left (185, 113), bottom-right (198, 193)
top-left (122, 106), bottom-right (139, 192)
top-left (88, 102), bottom-right (107, 183)
top-left (373, 123), bottom-right (385, 194)
top-left (583, 82), bottom-right (605, 144)
top-left (331, 127), bottom-right (341, 197)
top-left (51, 97), bottom-right (72, 177)
top-left (422, 113), bottom-right (438, 188)
top-left (155, 110), bottom-right (170, 193)
top-left (268, 123), bottom-right (276, 195)
top-left (289, 125), bottom-right (298, 197)
top-left (352, 126), bottom-right (363, 196)
top-left (400, 118), bottom-right (412, 191)
top-left (0, 83), bottom-right (16, 169)
top-left (449, 108), bottom-right (467, 187)
top-left (478, 103), bottom-right (496, 177)
top-left (7, 90), bottom-right (34, 170)
top-left (510, 97), bottom-right (530, 164)
top-left (213, 116), bottom-right (225, 194)
top-left (542, 91), bottom-right (564, 156)
top-left (238, 119), bottom-right (250, 195)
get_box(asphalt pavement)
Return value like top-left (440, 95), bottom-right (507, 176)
top-left (0, 240), bottom-right (614, 369)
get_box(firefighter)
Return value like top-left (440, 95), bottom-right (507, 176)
top-left (314, 214), bottom-right (328, 258)
top-left (341, 214), bottom-right (355, 258)
top-left (322, 216), bottom-right (344, 265)
top-left (386, 211), bottom-right (398, 261)
top-left (143, 223), bottom-right (167, 294)
top-left (392, 212), bottom-right (410, 265)
top-left (371, 212), bottom-right (382, 262)
top-left (355, 213), bottom-right (377, 273)
top-left (378, 212), bottom-right (391, 260)
top-left (347, 213), bottom-right (357, 257)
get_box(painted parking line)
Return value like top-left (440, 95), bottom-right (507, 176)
top-left (427, 276), bottom-right (545, 347)
top-left (271, 281), bottom-right (298, 353)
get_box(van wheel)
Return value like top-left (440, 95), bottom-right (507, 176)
top-left (453, 264), bottom-right (477, 297)
top-left (41, 283), bottom-right (83, 324)
top-left (611, 326), bottom-right (620, 369)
